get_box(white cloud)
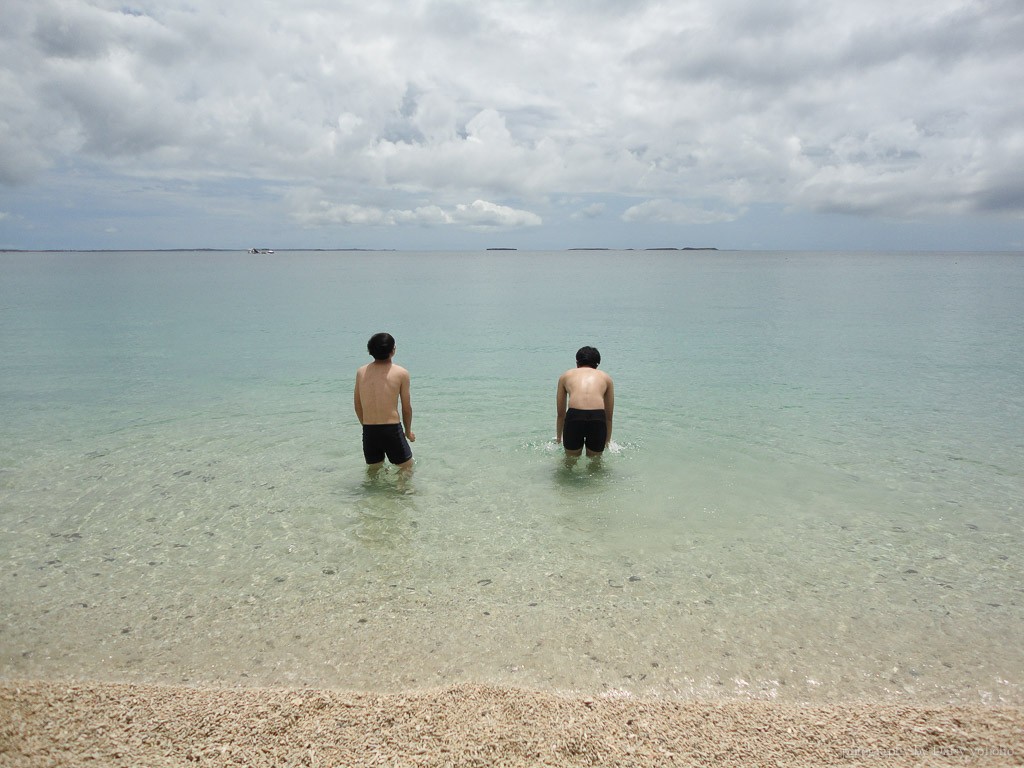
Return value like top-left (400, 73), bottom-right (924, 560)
top-left (1, 0), bottom-right (1022, 248)
top-left (622, 199), bottom-right (739, 225)
top-left (573, 203), bottom-right (606, 220)
top-left (294, 202), bottom-right (450, 228)
top-left (452, 200), bottom-right (542, 230)
top-left (292, 198), bottom-right (539, 231)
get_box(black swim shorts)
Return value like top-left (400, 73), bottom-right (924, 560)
top-left (562, 408), bottom-right (608, 452)
top-left (362, 423), bottom-right (413, 465)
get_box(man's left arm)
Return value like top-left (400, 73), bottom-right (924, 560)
top-left (555, 375), bottom-right (568, 443)
top-left (353, 372), bottom-right (364, 424)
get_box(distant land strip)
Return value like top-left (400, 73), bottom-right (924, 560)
top-left (1, 247), bottom-right (719, 253)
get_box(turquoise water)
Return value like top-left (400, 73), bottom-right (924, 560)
top-left (1, 250), bottom-right (1022, 703)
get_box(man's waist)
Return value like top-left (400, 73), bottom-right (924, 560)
top-left (566, 408), bottom-right (606, 420)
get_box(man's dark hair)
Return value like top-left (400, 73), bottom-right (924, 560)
top-left (368, 332), bottom-right (396, 361)
top-left (576, 346), bottom-right (601, 368)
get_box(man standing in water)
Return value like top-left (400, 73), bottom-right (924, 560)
top-left (354, 332), bottom-right (415, 473)
top-left (556, 346), bottom-right (614, 461)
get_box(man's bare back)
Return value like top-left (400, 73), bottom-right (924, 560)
top-left (354, 360), bottom-right (411, 427)
top-left (557, 367), bottom-right (613, 411)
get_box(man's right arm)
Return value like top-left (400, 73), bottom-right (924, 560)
top-left (603, 375), bottom-right (614, 444)
top-left (400, 370), bottom-right (415, 441)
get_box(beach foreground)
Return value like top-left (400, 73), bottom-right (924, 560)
top-left (1, 681), bottom-right (1021, 767)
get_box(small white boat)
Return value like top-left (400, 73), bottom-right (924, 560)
top-left (248, 248), bottom-right (275, 254)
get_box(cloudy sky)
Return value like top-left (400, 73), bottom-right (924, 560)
top-left (2, 0), bottom-right (1022, 251)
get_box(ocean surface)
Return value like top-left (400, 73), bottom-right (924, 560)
top-left (1, 249), bottom-right (1021, 704)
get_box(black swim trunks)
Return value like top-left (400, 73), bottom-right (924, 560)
top-left (362, 423), bottom-right (413, 465)
top-left (562, 408), bottom-right (608, 452)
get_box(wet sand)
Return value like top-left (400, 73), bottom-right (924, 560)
top-left (2, 680), bottom-right (1021, 767)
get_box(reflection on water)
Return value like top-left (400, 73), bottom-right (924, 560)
top-left (554, 454), bottom-right (613, 484)
top-left (349, 470), bottom-right (419, 550)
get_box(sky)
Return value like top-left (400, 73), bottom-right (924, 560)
top-left (1, 0), bottom-right (1023, 251)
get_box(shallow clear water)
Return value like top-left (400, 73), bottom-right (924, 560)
top-left (1, 249), bottom-right (1022, 703)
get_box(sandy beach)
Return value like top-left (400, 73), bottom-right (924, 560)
top-left (2, 680), bottom-right (1021, 767)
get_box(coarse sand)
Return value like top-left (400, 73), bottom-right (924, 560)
top-left (1, 680), bottom-right (1021, 767)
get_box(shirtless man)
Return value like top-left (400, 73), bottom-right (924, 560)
top-left (556, 346), bottom-right (614, 460)
top-left (354, 332), bottom-right (415, 472)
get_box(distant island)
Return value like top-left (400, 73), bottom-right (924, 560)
top-left (567, 247), bottom-right (719, 252)
top-left (2, 246), bottom-right (720, 254)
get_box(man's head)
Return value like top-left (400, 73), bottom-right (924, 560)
top-left (368, 332), bottom-right (396, 361)
top-left (576, 346), bottom-right (601, 368)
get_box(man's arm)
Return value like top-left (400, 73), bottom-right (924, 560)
top-left (353, 371), bottom-right (364, 424)
top-left (399, 369), bottom-right (415, 441)
top-left (555, 374), bottom-right (568, 442)
top-left (603, 376), bottom-right (614, 444)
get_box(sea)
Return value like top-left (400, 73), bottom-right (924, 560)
top-left (1, 249), bottom-right (1021, 704)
